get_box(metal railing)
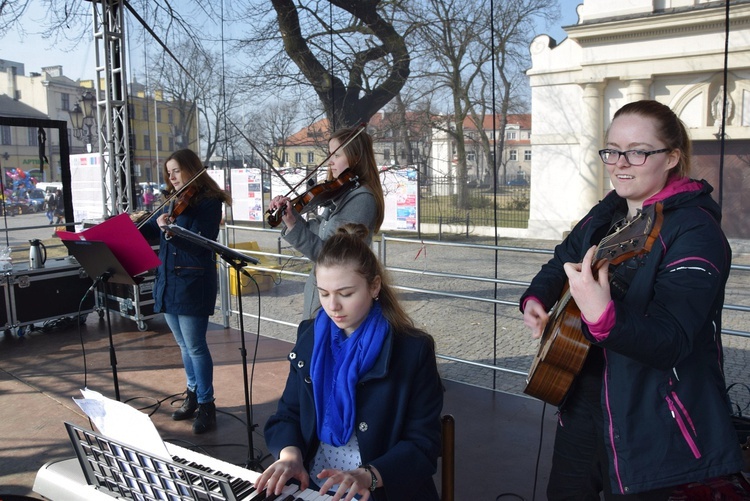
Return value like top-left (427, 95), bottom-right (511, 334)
top-left (218, 225), bottom-right (750, 404)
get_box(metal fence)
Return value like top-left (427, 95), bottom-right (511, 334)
top-left (217, 226), bottom-right (750, 411)
top-left (417, 176), bottom-right (530, 230)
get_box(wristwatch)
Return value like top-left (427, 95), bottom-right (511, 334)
top-left (360, 464), bottom-right (378, 492)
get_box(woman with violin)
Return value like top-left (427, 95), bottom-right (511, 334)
top-left (140, 148), bottom-right (232, 435)
top-left (269, 126), bottom-right (385, 320)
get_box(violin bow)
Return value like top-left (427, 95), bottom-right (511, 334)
top-left (265, 124), bottom-right (368, 224)
top-left (230, 116), bottom-right (367, 199)
top-left (135, 167), bottom-right (207, 229)
top-left (226, 117), bottom-right (297, 193)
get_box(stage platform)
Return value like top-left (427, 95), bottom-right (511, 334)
top-left (0, 313), bottom-right (555, 500)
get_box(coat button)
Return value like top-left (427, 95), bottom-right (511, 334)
top-left (304, 376), bottom-right (311, 384)
top-left (297, 360), bottom-right (305, 369)
top-left (358, 422), bottom-right (368, 432)
top-left (289, 351), bottom-right (297, 360)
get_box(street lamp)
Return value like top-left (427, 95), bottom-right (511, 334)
top-left (68, 90), bottom-right (97, 152)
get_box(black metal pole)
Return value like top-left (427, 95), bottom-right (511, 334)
top-left (232, 264), bottom-right (261, 470)
top-left (100, 277), bottom-right (120, 401)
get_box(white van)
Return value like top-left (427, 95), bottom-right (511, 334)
top-left (35, 182), bottom-right (63, 194)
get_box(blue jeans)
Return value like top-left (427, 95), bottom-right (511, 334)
top-left (164, 313), bottom-right (214, 404)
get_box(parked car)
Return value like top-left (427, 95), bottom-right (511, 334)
top-left (35, 182), bottom-right (63, 195)
top-left (23, 189), bottom-right (46, 213)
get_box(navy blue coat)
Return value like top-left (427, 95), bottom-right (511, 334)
top-left (264, 319), bottom-right (444, 501)
top-left (141, 193), bottom-right (222, 316)
top-left (521, 179), bottom-right (744, 494)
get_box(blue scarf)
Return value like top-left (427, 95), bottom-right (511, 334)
top-left (310, 301), bottom-right (389, 446)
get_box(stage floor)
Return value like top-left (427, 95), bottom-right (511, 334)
top-left (0, 313), bottom-right (556, 500)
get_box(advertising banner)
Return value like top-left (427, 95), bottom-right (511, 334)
top-left (380, 166), bottom-right (418, 232)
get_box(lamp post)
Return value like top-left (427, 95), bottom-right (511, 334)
top-left (68, 90), bottom-right (98, 153)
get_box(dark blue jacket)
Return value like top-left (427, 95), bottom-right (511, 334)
top-left (521, 179), bottom-right (744, 494)
top-left (141, 194), bottom-right (222, 316)
top-left (264, 319), bottom-right (444, 501)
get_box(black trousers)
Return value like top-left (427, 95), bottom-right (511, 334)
top-left (546, 350), bottom-right (675, 501)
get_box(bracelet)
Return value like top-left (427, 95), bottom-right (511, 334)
top-left (360, 464), bottom-right (377, 492)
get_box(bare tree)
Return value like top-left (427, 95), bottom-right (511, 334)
top-left (0, 0), bottom-right (31, 38)
top-left (244, 101), bottom-right (303, 171)
top-left (268, 0), bottom-right (410, 128)
top-left (468, 0), bottom-right (555, 187)
top-left (7, 0), bottom-right (413, 139)
top-left (407, 0), bottom-right (492, 209)
top-left (149, 39), bottom-right (246, 165)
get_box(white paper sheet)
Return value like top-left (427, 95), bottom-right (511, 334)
top-left (73, 388), bottom-right (171, 460)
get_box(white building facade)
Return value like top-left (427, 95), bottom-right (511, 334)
top-left (526, 0), bottom-right (750, 239)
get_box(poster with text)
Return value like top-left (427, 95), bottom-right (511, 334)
top-left (206, 169), bottom-right (227, 220)
top-left (70, 153), bottom-right (104, 224)
top-left (380, 166), bottom-right (418, 232)
top-left (230, 168), bottom-right (263, 222)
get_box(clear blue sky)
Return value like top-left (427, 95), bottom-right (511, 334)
top-left (548, 0), bottom-right (582, 44)
top-left (2, 1), bottom-right (582, 82)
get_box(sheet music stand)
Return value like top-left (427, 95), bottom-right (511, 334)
top-left (163, 224), bottom-right (262, 469)
top-left (63, 240), bottom-right (144, 402)
top-left (64, 422), bottom-right (239, 501)
top-left (63, 240), bottom-right (144, 286)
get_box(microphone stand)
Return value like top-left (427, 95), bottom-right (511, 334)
top-left (162, 225), bottom-right (262, 469)
top-left (230, 264), bottom-right (262, 470)
top-left (89, 271), bottom-right (119, 401)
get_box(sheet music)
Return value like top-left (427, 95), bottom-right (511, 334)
top-left (73, 388), bottom-right (170, 460)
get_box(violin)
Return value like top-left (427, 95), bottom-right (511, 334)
top-left (267, 169), bottom-right (360, 227)
top-left (168, 184), bottom-right (198, 221)
top-left (266, 124), bottom-right (367, 227)
top-left (135, 168), bottom-right (206, 229)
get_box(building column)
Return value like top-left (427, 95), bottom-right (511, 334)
top-left (579, 81), bottom-right (605, 215)
top-left (627, 78), bottom-right (652, 102)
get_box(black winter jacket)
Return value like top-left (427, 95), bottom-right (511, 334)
top-left (140, 193), bottom-right (222, 316)
top-left (264, 319), bottom-right (444, 501)
top-left (521, 179), bottom-right (744, 494)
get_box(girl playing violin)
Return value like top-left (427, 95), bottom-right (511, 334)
top-left (140, 148), bottom-right (232, 434)
top-left (269, 127), bottom-right (385, 320)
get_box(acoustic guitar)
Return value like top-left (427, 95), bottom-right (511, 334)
top-left (523, 203), bottom-right (664, 406)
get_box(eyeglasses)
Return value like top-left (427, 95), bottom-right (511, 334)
top-left (598, 148), bottom-right (669, 166)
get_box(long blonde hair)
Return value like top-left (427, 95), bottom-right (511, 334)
top-left (329, 128), bottom-right (384, 232)
top-left (316, 223), bottom-right (434, 344)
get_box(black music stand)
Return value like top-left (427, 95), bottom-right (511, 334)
top-left (64, 240), bottom-right (145, 402)
top-left (163, 224), bottom-right (262, 469)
